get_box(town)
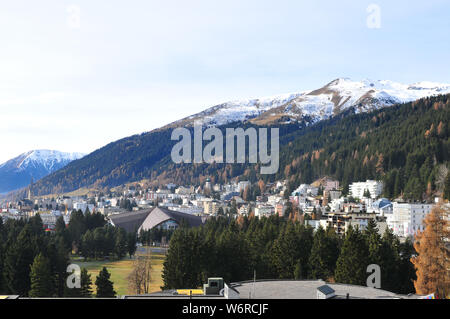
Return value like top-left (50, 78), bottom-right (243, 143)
top-left (0, 178), bottom-right (439, 241)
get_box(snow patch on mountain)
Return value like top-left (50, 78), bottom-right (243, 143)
top-left (170, 78), bottom-right (450, 127)
top-left (0, 150), bottom-right (85, 193)
top-left (16, 150), bottom-right (85, 172)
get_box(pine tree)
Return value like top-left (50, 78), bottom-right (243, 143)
top-left (49, 237), bottom-right (70, 297)
top-left (215, 228), bottom-right (252, 283)
top-left (0, 240), bottom-right (4, 294)
top-left (80, 230), bottom-right (95, 260)
top-left (379, 228), bottom-right (401, 292)
top-left (127, 232), bottom-right (137, 258)
top-left (55, 215), bottom-right (66, 234)
top-left (29, 253), bottom-right (54, 297)
top-left (444, 172), bottom-right (450, 200)
top-left (68, 210), bottom-right (87, 253)
top-left (396, 238), bottom-right (417, 294)
top-left (364, 219), bottom-right (382, 265)
top-left (308, 226), bottom-right (338, 280)
top-left (114, 228), bottom-right (128, 259)
top-left (55, 216), bottom-right (71, 250)
top-left (162, 229), bottom-right (192, 289)
top-left (80, 268), bottom-right (93, 297)
top-left (270, 224), bottom-right (297, 279)
top-left (95, 267), bottom-right (116, 298)
top-left (411, 204), bottom-right (450, 297)
top-left (393, 168), bottom-right (403, 198)
top-left (65, 268), bottom-right (93, 297)
top-left (4, 224), bottom-right (37, 296)
top-left (334, 226), bottom-right (369, 285)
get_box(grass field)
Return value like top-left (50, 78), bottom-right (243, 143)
top-left (71, 248), bottom-right (166, 296)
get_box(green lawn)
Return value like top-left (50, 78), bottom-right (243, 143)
top-left (71, 249), bottom-right (166, 296)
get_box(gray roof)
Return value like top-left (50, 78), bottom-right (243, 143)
top-left (108, 210), bottom-right (151, 233)
top-left (231, 280), bottom-right (420, 299)
top-left (139, 207), bottom-right (204, 231)
top-left (109, 207), bottom-right (205, 233)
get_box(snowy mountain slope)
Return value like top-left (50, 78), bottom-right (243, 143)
top-left (0, 150), bottom-right (84, 193)
top-left (166, 78), bottom-right (450, 127)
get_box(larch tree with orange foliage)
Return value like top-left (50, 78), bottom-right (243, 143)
top-left (411, 203), bottom-right (450, 297)
top-left (258, 179), bottom-right (266, 194)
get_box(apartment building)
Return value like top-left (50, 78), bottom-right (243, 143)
top-left (387, 202), bottom-right (434, 238)
top-left (349, 180), bottom-right (383, 199)
top-left (325, 211), bottom-right (386, 236)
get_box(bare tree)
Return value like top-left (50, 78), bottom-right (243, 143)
top-left (128, 248), bottom-right (152, 295)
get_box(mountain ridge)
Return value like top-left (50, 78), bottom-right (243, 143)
top-left (0, 150), bottom-right (85, 193)
top-left (163, 78), bottom-right (450, 128)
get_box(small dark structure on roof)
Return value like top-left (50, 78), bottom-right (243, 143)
top-left (317, 285), bottom-right (336, 299)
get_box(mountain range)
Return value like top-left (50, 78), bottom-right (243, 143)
top-left (0, 150), bottom-right (84, 194)
top-left (166, 78), bottom-right (450, 127)
top-left (6, 78), bottom-right (450, 197)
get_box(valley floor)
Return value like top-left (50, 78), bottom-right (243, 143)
top-left (71, 247), bottom-right (166, 296)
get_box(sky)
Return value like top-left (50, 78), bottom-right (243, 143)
top-left (0, 0), bottom-right (449, 163)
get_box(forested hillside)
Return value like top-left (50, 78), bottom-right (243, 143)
top-left (277, 94), bottom-right (450, 199)
top-left (153, 93), bottom-right (450, 200)
top-left (31, 94), bottom-right (450, 201)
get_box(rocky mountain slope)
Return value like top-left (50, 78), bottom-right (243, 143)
top-left (0, 150), bottom-right (84, 193)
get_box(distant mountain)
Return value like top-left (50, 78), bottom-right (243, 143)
top-left (0, 150), bottom-right (85, 193)
top-left (27, 79), bottom-right (450, 197)
top-left (166, 78), bottom-right (450, 127)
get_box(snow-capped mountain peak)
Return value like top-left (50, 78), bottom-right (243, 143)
top-left (167, 78), bottom-right (450, 128)
top-left (0, 150), bottom-right (85, 193)
top-left (16, 150), bottom-right (85, 172)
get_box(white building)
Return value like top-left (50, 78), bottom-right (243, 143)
top-left (387, 202), bottom-right (434, 238)
top-left (326, 211), bottom-right (387, 236)
top-left (168, 205), bottom-right (203, 215)
top-left (349, 180), bottom-right (383, 199)
top-left (203, 200), bottom-right (221, 215)
top-left (239, 205), bottom-right (250, 216)
top-left (238, 181), bottom-right (251, 192)
top-left (368, 198), bottom-right (393, 216)
top-left (110, 198), bottom-right (119, 207)
top-left (329, 198), bottom-right (345, 212)
top-left (73, 202), bottom-right (95, 214)
top-left (156, 189), bottom-right (171, 199)
top-left (291, 184), bottom-right (318, 197)
top-left (175, 186), bottom-right (194, 195)
top-left (267, 195), bottom-right (283, 206)
top-left (305, 219), bottom-right (329, 231)
top-left (254, 205), bottom-right (274, 217)
top-left (328, 190), bottom-right (342, 201)
top-left (324, 180), bottom-right (340, 191)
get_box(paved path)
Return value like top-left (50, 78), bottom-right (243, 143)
top-left (136, 246), bottom-right (168, 255)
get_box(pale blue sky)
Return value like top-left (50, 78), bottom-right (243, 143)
top-left (0, 0), bottom-right (449, 163)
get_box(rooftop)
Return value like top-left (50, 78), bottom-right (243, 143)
top-left (230, 280), bottom-right (419, 299)
top-left (108, 207), bottom-right (205, 233)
